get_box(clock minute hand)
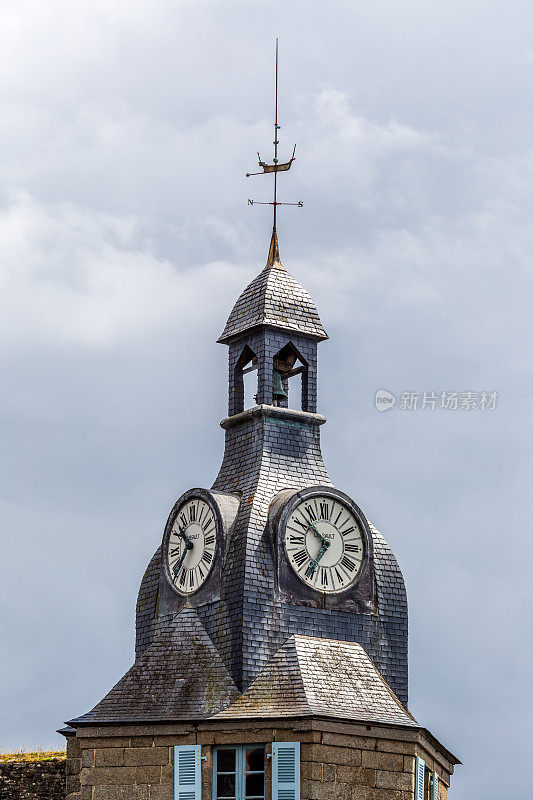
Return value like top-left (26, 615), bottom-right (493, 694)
top-left (306, 537), bottom-right (330, 577)
top-left (173, 529), bottom-right (194, 578)
top-left (173, 547), bottom-right (188, 577)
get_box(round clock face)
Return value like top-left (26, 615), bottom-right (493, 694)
top-left (284, 495), bottom-right (365, 593)
top-left (166, 498), bottom-right (217, 595)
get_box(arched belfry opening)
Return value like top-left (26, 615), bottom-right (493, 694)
top-left (272, 342), bottom-right (309, 411)
top-left (233, 344), bottom-right (258, 414)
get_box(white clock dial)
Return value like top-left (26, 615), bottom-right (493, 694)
top-left (285, 495), bottom-right (364, 593)
top-left (167, 498), bottom-right (217, 595)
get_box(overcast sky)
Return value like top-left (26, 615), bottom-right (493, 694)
top-left (1, 1), bottom-right (531, 797)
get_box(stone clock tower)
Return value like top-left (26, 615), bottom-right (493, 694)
top-left (61, 227), bottom-right (459, 800)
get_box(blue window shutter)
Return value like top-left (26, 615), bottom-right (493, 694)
top-left (174, 745), bottom-right (201, 800)
top-left (432, 770), bottom-right (438, 800)
top-left (415, 757), bottom-right (425, 800)
top-left (272, 742), bottom-right (300, 800)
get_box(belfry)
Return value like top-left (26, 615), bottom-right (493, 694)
top-left (61, 44), bottom-right (459, 800)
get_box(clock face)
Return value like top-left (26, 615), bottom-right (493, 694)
top-left (284, 495), bottom-right (365, 593)
top-left (166, 498), bottom-right (217, 595)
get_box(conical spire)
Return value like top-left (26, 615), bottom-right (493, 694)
top-left (217, 235), bottom-right (328, 344)
top-left (265, 228), bottom-right (284, 270)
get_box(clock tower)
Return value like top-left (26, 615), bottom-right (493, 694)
top-left (61, 229), bottom-right (459, 800)
top-left (60, 47), bottom-right (459, 800)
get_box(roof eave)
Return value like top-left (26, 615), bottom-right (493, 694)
top-left (217, 321), bottom-right (328, 345)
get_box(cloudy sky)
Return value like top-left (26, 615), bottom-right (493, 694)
top-left (1, 1), bottom-right (532, 797)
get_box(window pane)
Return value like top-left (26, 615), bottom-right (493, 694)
top-left (246, 747), bottom-right (265, 772)
top-left (245, 772), bottom-right (264, 798)
top-left (217, 773), bottom-right (236, 798)
top-left (217, 749), bottom-right (236, 773)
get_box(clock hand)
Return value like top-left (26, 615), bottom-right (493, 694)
top-left (172, 529), bottom-right (194, 578)
top-left (173, 547), bottom-right (188, 577)
top-left (306, 538), bottom-right (330, 577)
top-left (179, 529), bottom-right (194, 550)
top-left (308, 521), bottom-right (323, 541)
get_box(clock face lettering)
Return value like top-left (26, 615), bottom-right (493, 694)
top-left (166, 498), bottom-right (217, 595)
top-left (285, 495), bottom-right (364, 593)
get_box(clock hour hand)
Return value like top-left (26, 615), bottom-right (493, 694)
top-left (308, 521), bottom-right (323, 541)
top-left (179, 529), bottom-right (194, 551)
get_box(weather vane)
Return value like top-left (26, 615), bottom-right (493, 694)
top-left (246, 39), bottom-right (303, 234)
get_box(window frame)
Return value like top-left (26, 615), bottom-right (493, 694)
top-left (212, 745), bottom-right (266, 800)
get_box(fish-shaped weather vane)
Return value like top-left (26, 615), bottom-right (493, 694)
top-left (246, 39), bottom-right (303, 233)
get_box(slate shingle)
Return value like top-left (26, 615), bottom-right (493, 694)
top-left (218, 232), bottom-right (327, 343)
top-left (69, 607), bottom-right (239, 724)
top-left (215, 634), bottom-right (416, 726)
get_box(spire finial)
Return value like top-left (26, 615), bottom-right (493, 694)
top-left (265, 227), bottom-right (283, 269)
top-left (246, 39), bottom-right (303, 255)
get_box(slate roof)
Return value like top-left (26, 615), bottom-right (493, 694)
top-left (68, 607), bottom-right (239, 725)
top-left (68, 624), bottom-right (414, 728)
top-left (218, 231), bottom-right (328, 343)
top-left (215, 634), bottom-right (416, 726)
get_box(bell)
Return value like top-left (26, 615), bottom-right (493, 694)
top-left (272, 371), bottom-right (288, 403)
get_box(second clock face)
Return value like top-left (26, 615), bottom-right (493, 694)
top-left (166, 498), bottom-right (217, 595)
top-left (284, 495), bottom-right (364, 593)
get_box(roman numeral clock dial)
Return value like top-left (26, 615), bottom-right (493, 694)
top-left (284, 495), bottom-right (365, 593)
top-left (165, 498), bottom-right (217, 595)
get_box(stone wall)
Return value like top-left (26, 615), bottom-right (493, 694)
top-left (0, 756), bottom-right (65, 800)
top-left (67, 718), bottom-right (456, 800)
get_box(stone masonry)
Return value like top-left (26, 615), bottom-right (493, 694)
top-left (66, 719), bottom-right (455, 800)
top-left (0, 756), bottom-right (66, 800)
